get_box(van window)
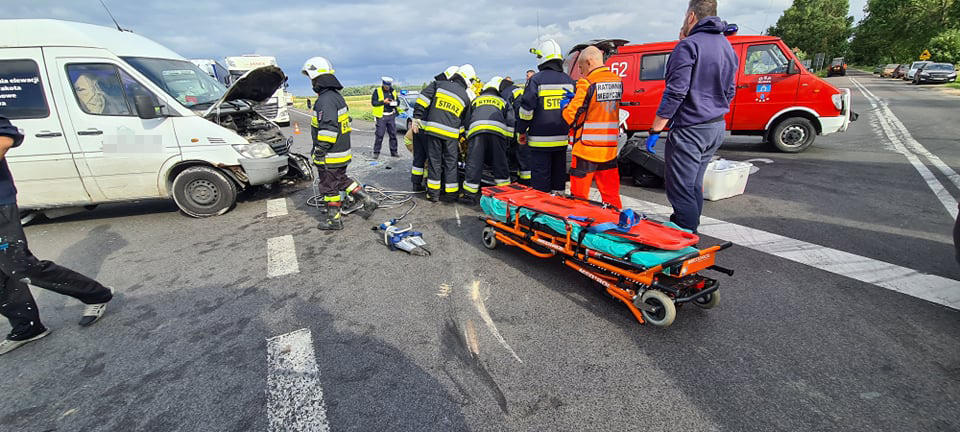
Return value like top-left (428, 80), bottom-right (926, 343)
top-left (66, 64), bottom-right (137, 116)
top-left (0, 59), bottom-right (50, 119)
top-left (745, 44), bottom-right (790, 75)
top-left (640, 53), bottom-right (670, 80)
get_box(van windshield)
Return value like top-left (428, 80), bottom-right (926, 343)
top-left (122, 57), bottom-right (227, 109)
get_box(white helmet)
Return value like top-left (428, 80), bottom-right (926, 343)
top-left (457, 64), bottom-right (478, 84)
top-left (483, 76), bottom-right (504, 93)
top-left (441, 66), bottom-right (459, 80)
top-left (530, 39), bottom-right (563, 66)
top-left (301, 57), bottom-right (335, 80)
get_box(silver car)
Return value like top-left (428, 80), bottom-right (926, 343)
top-left (395, 91), bottom-right (419, 132)
top-left (905, 61), bottom-right (933, 81)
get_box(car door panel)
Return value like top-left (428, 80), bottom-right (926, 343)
top-left (731, 42), bottom-right (801, 131)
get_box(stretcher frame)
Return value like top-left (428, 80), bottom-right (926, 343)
top-left (480, 190), bottom-right (734, 326)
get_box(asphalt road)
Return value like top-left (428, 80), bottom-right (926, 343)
top-left (1, 71), bottom-right (958, 432)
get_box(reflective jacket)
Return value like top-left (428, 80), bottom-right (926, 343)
top-left (311, 88), bottom-right (352, 168)
top-left (563, 66), bottom-right (622, 163)
top-left (516, 62), bottom-right (575, 151)
top-left (466, 90), bottom-right (513, 140)
top-left (371, 86), bottom-right (399, 118)
top-left (413, 78), bottom-right (472, 141)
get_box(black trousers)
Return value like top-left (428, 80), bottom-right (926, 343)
top-left (316, 165), bottom-right (354, 200)
top-left (411, 132), bottom-right (428, 187)
top-left (373, 116), bottom-right (398, 155)
top-left (663, 121), bottom-right (724, 232)
top-left (528, 149), bottom-right (567, 193)
top-left (0, 205), bottom-right (111, 340)
top-left (424, 134), bottom-right (460, 195)
top-left (463, 134), bottom-right (509, 195)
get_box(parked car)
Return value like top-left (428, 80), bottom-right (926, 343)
top-left (906, 61), bottom-right (933, 81)
top-left (892, 64), bottom-right (909, 79)
top-left (567, 34), bottom-right (857, 153)
top-left (827, 57), bottom-right (846, 77)
top-left (394, 91), bottom-right (419, 132)
top-left (913, 63), bottom-right (958, 84)
top-left (0, 19), bottom-right (312, 221)
top-left (873, 64), bottom-right (885, 74)
top-left (880, 63), bottom-right (899, 77)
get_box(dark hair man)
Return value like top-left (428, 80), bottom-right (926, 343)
top-left (0, 116), bottom-right (115, 355)
top-left (650, 0), bottom-right (737, 232)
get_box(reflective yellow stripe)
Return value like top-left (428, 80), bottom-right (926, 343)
top-left (539, 89), bottom-right (565, 97)
top-left (518, 107), bottom-right (533, 121)
top-left (325, 154), bottom-right (352, 164)
top-left (462, 183), bottom-right (479, 193)
top-left (445, 184), bottom-right (459, 193)
top-left (323, 195), bottom-right (342, 202)
top-left (411, 166), bottom-right (425, 175)
top-left (311, 116), bottom-right (319, 128)
top-left (427, 180), bottom-right (441, 190)
top-left (468, 124), bottom-right (511, 137)
top-left (316, 134), bottom-right (337, 143)
top-left (519, 171), bottom-right (532, 180)
top-left (422, 125), bottom-right (460, 139)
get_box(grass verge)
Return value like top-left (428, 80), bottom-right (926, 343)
top-left (291, 95), bottom-right (375, 121)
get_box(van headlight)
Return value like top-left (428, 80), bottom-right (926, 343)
top-left (831, 93), bottom-right (843, 111)
top-left (233, 143), bottom-right (276, 158)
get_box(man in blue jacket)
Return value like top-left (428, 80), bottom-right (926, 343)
top-left (0, 116), bottom-right (114, 355)
top-left (650, 0), bottom-right (737, 232)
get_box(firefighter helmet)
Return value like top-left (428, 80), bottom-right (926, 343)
top-left (457, 64), bottom-right (478, 84)
top-left (483, 76), bottom-right (504, 93)
top-left (530, 39), bottom-right (563, 66)
top-left (442, 66), bottom-right (459, 80)
top-left (301, 57), bottom-right (335, 80)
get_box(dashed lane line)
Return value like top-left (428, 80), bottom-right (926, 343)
top-left (267, 235), bottom-right (300, 278)
top-left (266, 328), bottom-right (330, 432)
top-left (618, 195), bottom-right (960, 310)
top-left (267, 198), bottom-right (289, 218)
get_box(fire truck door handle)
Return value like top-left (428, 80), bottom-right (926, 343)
top-left (737, 84), bottom-right (749, 89)
top-left (634, 89), bottom-right (645, 93)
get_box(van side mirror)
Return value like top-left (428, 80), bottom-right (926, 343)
top-left (788, 60), bottom-right (800, 75)
top-left (134, 94), bottom-right (161, 120)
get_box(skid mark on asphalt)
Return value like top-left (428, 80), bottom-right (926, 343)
top-left (469, 280), bottom-right (523, 363)
top-left (455, 206), bottom-right (462, 227)
top-left (266, 328), bottom-right (330, 432)
top-left (850, 77), bottom-right (958, 219)
top-left (439, 309), bottom-right (509, 414)
top-left (267, 235), bottom-right (300, 278)
top-left (620, 195), bottom-right (960, 310)
top-left (266, 198), bottom-right (288, 218)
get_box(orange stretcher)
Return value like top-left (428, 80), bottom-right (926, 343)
top-left (479, 184), bottom-right (734, 327)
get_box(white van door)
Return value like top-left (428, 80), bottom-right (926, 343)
top-left (47, 49), bottom-right (180, 201)
top-left (0, 48), bottom-right (91, 208)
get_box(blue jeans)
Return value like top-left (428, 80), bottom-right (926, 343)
top-left (664, 121), bottom-right (725, 232)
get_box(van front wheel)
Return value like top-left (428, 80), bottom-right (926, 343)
top-left (172, 166), bottom-right (238, 218)
top-left (770, 117), bottom-right (815, 153)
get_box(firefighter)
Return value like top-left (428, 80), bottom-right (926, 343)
top-left (500, 77), bottom-right (530, 185)
top-left (301, 57), bottom-right (378, 230)
top-left (516, 39), bottom-right (575, 194)
top-left (461, 76), bottom-right (514, 205)
top-left (410, 66), bottom-right (458, 191)
top-left (411, 64), bottom-right (476, 202)
top-left (562, 46), bottom-right (623, 208)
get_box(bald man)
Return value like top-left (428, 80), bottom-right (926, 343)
top-left (562, 46), bottom-right (624, 207)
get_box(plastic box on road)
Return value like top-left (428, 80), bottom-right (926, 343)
top-left (703, 160), bottom-right (752, 201)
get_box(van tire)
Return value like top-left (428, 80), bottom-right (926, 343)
top-left (769, 117), bottom-right (815, 153)
top-left (172, 166), bottom-right (238, 218)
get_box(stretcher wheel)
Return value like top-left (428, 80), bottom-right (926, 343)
top-left (692, 291), bottom-right (719, 309)
top-left (640, 290), bottom-right (676, 327)
top-left (481, 226), bottom-right (498, 250)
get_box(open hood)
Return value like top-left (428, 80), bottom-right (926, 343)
top-left (203, 65), bottom-right (286, 117)
top-left (565, 39), bottom-right (630, 78)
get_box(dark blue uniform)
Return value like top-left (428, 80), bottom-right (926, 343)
top-left (515, 61), bottom-right (575, 192)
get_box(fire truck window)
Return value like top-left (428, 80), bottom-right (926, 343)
top-left (640, 53), bottom-right (670, 80)
top-left (745, 44), bottom-right (789, 75)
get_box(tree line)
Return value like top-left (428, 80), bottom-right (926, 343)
top-left (767, 0), bottom-right (960, 66)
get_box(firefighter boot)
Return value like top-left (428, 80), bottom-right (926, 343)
top-left (458, 192), bottom-right (480, 206)
top-left (349, 188), bottom-right (379, 219)
top-left (317, 204), bottom-right (344, 231)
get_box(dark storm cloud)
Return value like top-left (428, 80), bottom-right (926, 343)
top-left (7, 0), bottom-right (865, 94)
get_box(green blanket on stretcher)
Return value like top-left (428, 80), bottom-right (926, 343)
top-left (480, 195), bottom-right (697, 269)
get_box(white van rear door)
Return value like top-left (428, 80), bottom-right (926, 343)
top-left (0, 48), bottom-right (91, 208)
top-left (49, 48), bottom-right (180, 201)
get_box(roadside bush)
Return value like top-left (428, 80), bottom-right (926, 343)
top-left (929, 29), bottom-right (960, 65)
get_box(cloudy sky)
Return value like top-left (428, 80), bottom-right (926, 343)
top-left (9, 0), bottom-right (867, 95)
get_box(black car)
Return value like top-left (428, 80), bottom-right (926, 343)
top-left (914, 63), bottom-right (958, 84)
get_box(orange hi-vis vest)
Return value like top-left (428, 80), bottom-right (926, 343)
top-left (563, 67), bottom-right (623, 163)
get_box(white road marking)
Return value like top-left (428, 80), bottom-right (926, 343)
top-left (850, 77), bottom-right (958, 219)
top-left (469, 280), bottom-right (523, 363)
top-left (267, 198), bottom-right (289, 218)
top-left (266, 328), bottom-right (330, 432)
top-left (455, 206), bottom-right (462, 227)
top-left (619, 195), bottom-right (960, 310)
top-left (437, 283), bottom-right (452, 298)
top-left (267, 235), bottom-right (300, 278)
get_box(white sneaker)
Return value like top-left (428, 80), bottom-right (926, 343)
top-left (79, 287), bottom-right (114, 327)
top-left (0, 329), bottom-right (51, 356)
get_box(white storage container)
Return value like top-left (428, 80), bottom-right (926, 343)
top-left (702, 160), bottom-right (752, 201)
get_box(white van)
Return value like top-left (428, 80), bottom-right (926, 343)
top-left (0, 19), bottom-right (311, 220)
